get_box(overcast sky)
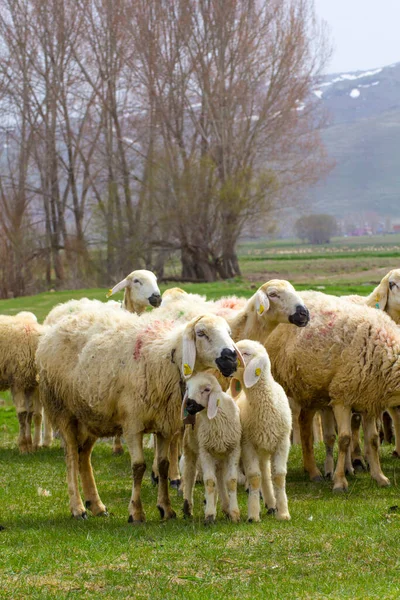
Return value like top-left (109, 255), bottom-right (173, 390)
top-left (314, 0), bottom-right (400, 73)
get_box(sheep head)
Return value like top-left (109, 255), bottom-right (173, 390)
top-left (182, 372), bottom-right (223, 420)
top-left (181, 314), bottom-right (244, 380)
top-left (252, 279), bottom-right (309, 328)
top-left (230, 339), bottom-right (271, 392)
top-left (370, 269), bottom-right (400, 316)
top-left (107, 269), bottom-right (161, 313)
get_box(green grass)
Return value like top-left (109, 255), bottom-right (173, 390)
top-left (1, 411), bottom-right (400, 599)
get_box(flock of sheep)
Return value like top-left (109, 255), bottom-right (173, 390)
top-left (1, 267), bottom-right (400, 527)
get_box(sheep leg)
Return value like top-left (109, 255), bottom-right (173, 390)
top-left (299, 408), bottom-right (323, 481)
top-left (78, 435), bottom-right (108, 516)
top-left (350, 412), bottom-right (366, 471)
top-left (382, 411), bottom-right (394, 444)
top-left (182, 447), bottom-right (197, 518)
top-left (62, 421), bottom-right (87, 518)
top-left (313, 411), bottom-right (323, 444)
top-left (222, 450), bottom-right (241, 523)
top-left (260, 457), bottom-right (276, 513)
top-left (30, 388), bottom-right (43, 451)
top-left (13, 387), bottom-right (30, 453)
top-left (25, 411), bottom-right (34, 453)
top-left (168, 430), bottom-right (182, 489)
top-left (331, 404), bottom-right (352, 492)
top-left (321, 406), bottom-right (336, 478)
top-left (387, 406), bottom-right (400, 457)
top-left (155, 433), bottom-right (176, 520)
top-left (112, 435), bottom-right (124, 455)
top-left (151, 435), bottom-right (159, 485)
top-left (42, 412), bottom-right (53, 448)
top-left (241, 442), bottom-right (261, 522)
top-left (124, 430), bottom-right (146, 523)
top-left (271, 438), bottom-right (291, 521)
top-left (362, 414), bottom-right (390, 487)
top-left (199, 450), bottom-right (217, 524)
top-left (289, 397), bottom-right (301, 444)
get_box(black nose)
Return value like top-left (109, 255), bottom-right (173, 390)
top-left (149, 293), bottom-right (162, 307)
top-left (215, 348), bottom-right (238, 377)
top-left (288, 305), bottom-right (310, 328)
top-left (185, 399), bottom-right (205, 415)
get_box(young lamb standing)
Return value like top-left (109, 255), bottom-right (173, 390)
top-left (181, 373), bottom-right (242, 523)
top-left (36, 309), bottom-right (242, 521)
top-left (0, 312), bottom-right (50, 452)
top-left (230, 340), bottom-right (292, 521)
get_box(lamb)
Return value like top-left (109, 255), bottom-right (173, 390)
top-left (230, 340), bottom-right (291, 521)
top-left (35, 308), bottom-right (243, 521)
top-left (0, 312), bottom-right (51, 452)
top-left (265, 291), bottom-right (400, 491)
top-left (181, 373), bottom-right (242, 523)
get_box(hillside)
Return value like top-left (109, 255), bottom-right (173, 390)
top-left (305, 62), bottom-right (400, 220)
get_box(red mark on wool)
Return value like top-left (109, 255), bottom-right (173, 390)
top-left (134, 337), bottom-right (143, 361)
top-left (218, 297), bottom-right (242, 310)
top-left (133, 320), bottom-right (175, 360)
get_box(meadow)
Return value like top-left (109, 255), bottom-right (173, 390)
top-left (1, 234), bottom-right (400, 599)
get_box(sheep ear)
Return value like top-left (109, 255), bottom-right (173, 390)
top-left (372, 272), bottom-right (392, 310)
top-left (106, 278), bottom-right (129, 298)
top-left (255, 290), bottom-right (270, 316)
top-left (181, 390), bottom-right (188, 419)
top-left (230, 378), bottom-right (242, 399)
top-left (182, 323), bottom-right (197, 379)
top-left (207, 391), bottom-right (220, 419)
top-left (244, 355), bottom-right (269, 388)
top-left (232, 342), bottom-right (245, 368)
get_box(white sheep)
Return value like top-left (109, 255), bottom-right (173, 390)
top-left (36, 308), bottom-right (243, 521)
top-left (0, 312), bottom-right (51, 452)
top-left (265, 291), bottom-right (400, 491)
top-left (44, 269), bottom-right (161, 455)
top-left (181, 372), bottom-right (242, 523)
top-left (230, 340), bottom-right (292, 521)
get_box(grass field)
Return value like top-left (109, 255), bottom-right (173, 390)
top-left (1, 234), bottom-right (400, 599)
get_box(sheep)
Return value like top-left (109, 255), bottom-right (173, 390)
top-left (44, 269), bottom-right (161, 455)
top-left (0, 312), bottom-right (50, 452)
top-left (181, 372), bottom-right (242, 523)
top-left (229, 340), bottom-right (291, 521)
top-left (265, 291), bottom-right (400, 491)
top-left (35, 308), bottom-right (243, 521)
top-left (106, 269), bottom-right (162, 313)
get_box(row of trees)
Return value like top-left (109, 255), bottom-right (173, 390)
top-left (0, 0), bottom-right (330, 297)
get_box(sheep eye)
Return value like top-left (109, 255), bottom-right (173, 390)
top-left (268, 292), bottom-right (279, 298)
top-left (197, 330), bottom-right (206, 337)
top-left (203, 386), bottom-right (211, 393)
top-left (133, 279), bottom-right (143, 285)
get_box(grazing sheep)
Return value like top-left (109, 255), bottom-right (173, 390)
top-left (0, 312), bottom-right (50, 452)
top-left (230, 340), bottom-right (291, 521)
top-left (265, 291), bottom-right (400, 491)
top-left (36, 309), bottom-right (242, 521)
top-left (181, 373), bottom-right (242, 523)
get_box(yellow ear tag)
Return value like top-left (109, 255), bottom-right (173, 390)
top-left (375, 294), bottom-right (380, 309)
top-left (217, 398), bottom-right (220, 407)
top-left (183, 363), bottom-right (192, 377)
top-left (106, 289), bottom-right (113, 298)
top-left (255, 367), bottom-right (261, 377)
top-left (258, 305), bottom-right (265, 315)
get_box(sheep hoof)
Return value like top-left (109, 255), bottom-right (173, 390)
top-left (266, 507), bottom-right (276, 515)
top-left (151, 471), bottom-right (159, 486)
top-left (183, 500), bottom-right (192, 518)
top-left (229, 511), bottom-right (240, 523)
top-left (204, 515), bottom-right (216, 525)
top-left (128, 514), bottom-right (145, 524)
top-left (169, 479), bottom-right (181, 490)
top-left (247, 516), bottom-right (260, 523)
top-left (112, 447), bottom-right (124, 455)
top-left (157, 505), bottom-right (176, 520)
top-left (332, 485), bottom-right (347, 493)
top-left (73, 511), bottom-right (88, 520)
top-left (276, 512), bottom-right (291, 521)
top-left (96, 510), bottom-right (109, 517)
top-left (311, 475), bottom-right (324, 483)
top-left (392, 451), bottom-right (400, 459)
top-left (324, 472), bottom-right (333, 480)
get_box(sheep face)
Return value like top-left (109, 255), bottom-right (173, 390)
top-left (387, 270), bottom-right (400, 313)
top-left (255, 280), bottom-right (309, 328)
top-left (183, 373), bottom-right (223, 419)
top-left (234, 340), bottom-right (271, 388)
top-left (108, 269), bottom-right (161, 309)
top-left (182, 314), bottom-right (243, 379)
